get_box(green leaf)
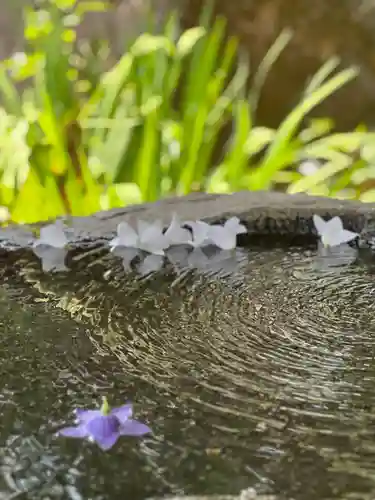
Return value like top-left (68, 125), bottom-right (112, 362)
top-left (249, 66), bottom-right (359, 190)
top-left (135, 105), bottom-right (162, 201)
top-left (288, 155), bottom-right (351, 194)
top-left (223, 100), bottom-right (252, 189)
top-left (0, 66), bottom-right (22, 115)
top-left (131, 34), bottom-right (173, 57)
top-left (176, 27), bottom-right (206, 58)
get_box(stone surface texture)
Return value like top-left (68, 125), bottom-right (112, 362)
top-left (0, 191), bottom-right (374, 251)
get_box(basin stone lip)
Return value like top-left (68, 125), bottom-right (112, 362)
top-left (1, 191), bottom-right (375, 251)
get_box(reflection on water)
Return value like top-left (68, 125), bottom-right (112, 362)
top-left (1, 242), bottom-right (375, 499)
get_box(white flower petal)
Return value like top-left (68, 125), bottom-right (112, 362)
top-left (110, 222), bottom-right (139, 249)
top-left (164, 214), bottom-right (192, 245)
top-left (209, 226), bottom-right (237, 250)
top-left (336, 229), bottom-right (358, 245)
top-left (139, 236), bottom-right (166, 255)
top-left (321, 233), bottom-right (341, 247)
top-left (139, 239), bottom-right (166, 255)
top-left (34, 222), bottom-right (68, 249)
top-left (109, 236), bottom-right (121, 250)
top-left (312, 214), bottom-right (327, 236)
top-left (236, 223), bottom-right (247, 235)
top-left (138, 223), bottom-right (167, 255)
top-left (187, 220), bottom-right (211, 248)
top-left (325, 216), bottom-right (344, 233)
top-left (224, 217), bottom-right (247, 235)
top-left (137, 219), bottom-right (163, 236)
top-left (136, 220), bottom-right (152, 234)
top-left (138, 220), bottom-right (166, 248)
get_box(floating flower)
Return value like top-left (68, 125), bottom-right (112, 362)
top-left (110, 220), bottom-right (167, 255)
top-left (58, 397), bottom-right (151, 451)
top-left (185, 220), bottom-right (212, 248)
top-left (208, 217), bottom-right (247, 250)
top-left (33, 220), bottom-right (68, 249)
top-left (313, 215), bottom-right (358, 248)
top-left (163, 214), bottom-right (192, 246)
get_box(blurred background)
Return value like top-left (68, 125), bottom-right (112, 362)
top-left (2, 0), bottom-right (375, 224)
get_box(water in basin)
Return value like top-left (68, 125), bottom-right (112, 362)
top-left (1, 239), bottom-right (375, 499)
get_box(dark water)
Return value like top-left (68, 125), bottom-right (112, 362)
top-left (1, 242), bottom-right (375, 499)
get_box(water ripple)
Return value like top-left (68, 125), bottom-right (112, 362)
top-left (9, 244), bottom-right (375, 498)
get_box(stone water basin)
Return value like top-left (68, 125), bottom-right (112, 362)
top-left (0, 240), bottom-right (375, 497)
top-left (1, 192), bottom-right (375, 500)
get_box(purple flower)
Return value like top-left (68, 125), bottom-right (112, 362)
top-left (58, 398), bottom-right (151, 451)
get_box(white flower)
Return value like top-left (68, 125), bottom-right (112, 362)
top-left (185, 220), bottom-right (211, 248)
top-left (109, 220), bottom-right (167, 255)
top-left (299, 159), bottom-right (320, 176)
top-left (313, 215), bottom-right (358, 248)
top-left (109, 222), bottom-right (138, 250)
top-left (208, 216), bottom-right (247, 250)
top-left (164, 214), bottom-right (192, 246)
top-left (33, 220), bottom-right (68, 249)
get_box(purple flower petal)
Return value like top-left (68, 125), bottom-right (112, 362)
top-left (111, 403), bottom-right (133, 424)
top-left (119, 419), bottom-right (152, 436)
top-left (58, 424), bottom-right (88, 438)
top-left (75, 409), bottom-right (101, 424)
top-left (94, 432), bottom-right (120, 451)
top-left (86, 415), bottom-right (121, 451)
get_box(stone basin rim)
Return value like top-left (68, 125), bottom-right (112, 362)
top-left (1, 191), bottom-right (375, 251)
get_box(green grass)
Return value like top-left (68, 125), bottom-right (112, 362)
top-left (0, 0), bottom-right (373, 224)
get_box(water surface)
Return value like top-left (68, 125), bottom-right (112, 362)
top-left (1, 242), bottom-right (375, 499)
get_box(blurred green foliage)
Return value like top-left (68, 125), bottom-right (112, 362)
top-left (0, 0), bottom-right (375, 224)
